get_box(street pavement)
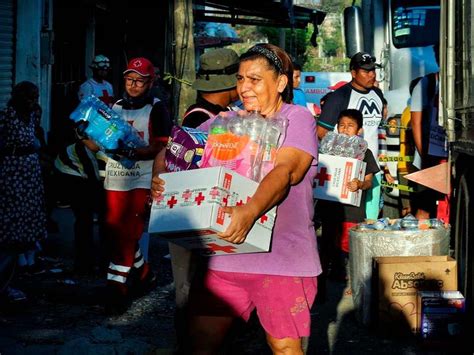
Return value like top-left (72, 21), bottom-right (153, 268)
top-left (0, 208), bottom-right (465, 354)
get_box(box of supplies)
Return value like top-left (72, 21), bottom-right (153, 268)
top-left (350, 226), bottom-right (451, 327)
top-left (418, 291), bottom-right (465, 341)
top-left (375, 256), bottom-right (457, 334)
top-left (313, 154), bottom-right (366, 206)
top-left (148, 167), bottom-right (276, 256)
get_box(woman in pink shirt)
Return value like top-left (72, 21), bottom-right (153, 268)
top-left (152, 44), bottom-right (321, 354)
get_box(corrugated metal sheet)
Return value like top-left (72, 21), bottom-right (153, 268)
top-left (0, 0), bottom-right (14, 109)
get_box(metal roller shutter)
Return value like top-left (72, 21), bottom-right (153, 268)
top-left (0, 0), bottom-right (14, 109)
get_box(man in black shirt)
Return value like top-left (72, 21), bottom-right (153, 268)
top-left (182, 48), bottom-right (240, 128)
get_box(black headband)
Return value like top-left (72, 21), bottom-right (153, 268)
top-left (198, 63), bottom-right (239, 76)
top-left (246, 46), bottom-right (284, 74)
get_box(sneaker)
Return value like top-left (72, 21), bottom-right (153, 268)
top-left (4, 287), bottom-right (27, 302)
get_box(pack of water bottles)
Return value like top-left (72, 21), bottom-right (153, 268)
top-left (357, 214), bottom-right (446, 231)
top-left (319, 131), bottom-right (368, 160)
top-left (70, 95), bottom-right (146, 151)
top-left (200, 111), bottom-right (288, 182)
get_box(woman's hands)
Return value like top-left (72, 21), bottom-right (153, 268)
top-left (217, 205), bottom-right (259, 244)
top-left (151, 174), bottom-right (165, 200)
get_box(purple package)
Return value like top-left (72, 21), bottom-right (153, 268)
top-left (165, 126), bottom-right (208, 172)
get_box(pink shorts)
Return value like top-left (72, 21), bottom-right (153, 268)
top-left (189, 270), bottom-right (318, 339)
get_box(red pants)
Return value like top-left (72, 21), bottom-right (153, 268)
top-left (105, 188), bottom-right (149, 284)
top-left (322, 221), bottom-right (357, 253)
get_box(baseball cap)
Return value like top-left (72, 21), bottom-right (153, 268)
top-left (349, 52), bottom-right (381, 70)
top-left (90, 55), bottom-right (111, 70)
top-left (123, 57), bottom-right (155, 78)
top-left (192, 48), bottom-right (239, 92)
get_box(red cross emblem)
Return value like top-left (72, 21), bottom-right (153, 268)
top-left (236, 199), bottom-right (244, 206)
top-left (260, 214), bottom-right (268, 223)
top-left (315, 167), bottom-right (332, 186)
top-left (206, 243), bottom-right (237, 254)
top-left (195, 192), bottom-right (205, 205)
top-left (182, 189), bottom-right (193, 201)
top-left (100, 90), bottom-right (113, 106)
top-left (167, 195), bottom-right (178, 209)
top-left (209, 187), bottom-right (220, 199)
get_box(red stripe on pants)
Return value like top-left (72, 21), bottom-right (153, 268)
top-left (105, 188), bottom-right (149, 270)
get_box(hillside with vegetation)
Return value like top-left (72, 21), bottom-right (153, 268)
top-left (229, 0), bottom-right (360, 72)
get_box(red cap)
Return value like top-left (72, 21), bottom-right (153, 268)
top-left (328, 81), bottom-right (348, 91)
top-left (123, 57), bottom-right (155, 78)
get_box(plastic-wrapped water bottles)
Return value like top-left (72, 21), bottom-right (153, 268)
top-left (201, 111), bottom-right (288, 181)
top-left (70, 95), bottom-right (146, 151)
top-left (319, 131), bottom-right (337, 154)
top-left (319, 132), bottom-right (368, 160)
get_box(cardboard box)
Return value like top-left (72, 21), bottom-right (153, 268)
top-left (313, 154), bottom-right (366, 206)
top-left (375, 256), bottom-right (457, 334)
top-left (148, 167), bottom-right (276, 256)
top-left (418, 291), bottom-right (465, 341)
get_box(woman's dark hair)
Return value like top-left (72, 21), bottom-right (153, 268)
top-left (240, 44), bottom-right (294, 103)
top-left (8, 81), bottom-right (39, 115)
top-left (337, 109), bottom-right (363, 130)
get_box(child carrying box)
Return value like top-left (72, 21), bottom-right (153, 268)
top-left (317, 109), bottom-right (380, 284)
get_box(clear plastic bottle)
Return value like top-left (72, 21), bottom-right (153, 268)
top-left (209, 114), bottom-right (229, 135)
top-left (373, 217), bottom-right (390, 230)
top-left (227, 115), bottom-right (245, 136)
top-left (429, 218), bottom-right (444, 229)
top-left (320, 131), bottom-right (337, 154)
top-left (332, 133), bottom-right (349, 156)
top-left (243, 111), bottom-right (266, 180)
top-left (259, 124), bottom-right (282, 180)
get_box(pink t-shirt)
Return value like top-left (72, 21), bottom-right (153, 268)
top-left (198, 103), bottom-right (321, 277)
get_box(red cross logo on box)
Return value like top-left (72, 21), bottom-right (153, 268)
top-left (155, 194), bottom-right (164, 205)
top-left (316, 167), bottom-right (332, 186)
top-left (209, 187), bottom-right (220, 199)
top-left (206, 243), bottom-right (237, 254)
top-left (182, 189), bottom-right (193, 201)
top-left (167, 195), bottom-right (178, 209)
top-left (195, 192), bottom-right (205, 205)
top-left (260, 214), bottom-right (268, 223)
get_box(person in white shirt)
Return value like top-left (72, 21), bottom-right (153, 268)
top-left (78, 55), bottom-right (115, 107)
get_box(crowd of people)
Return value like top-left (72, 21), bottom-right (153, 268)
top-left (0, 42), bottom-right (446, 353)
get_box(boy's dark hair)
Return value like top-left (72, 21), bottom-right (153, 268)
top-left (293, 62), bottom-right (302, 71)
top-left (337, 109), bottom-right (363, 129)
